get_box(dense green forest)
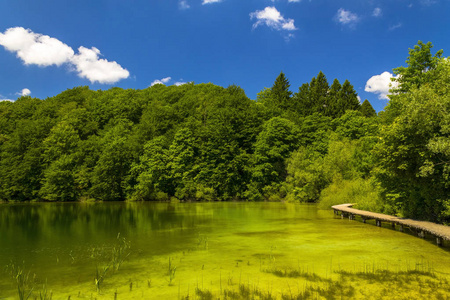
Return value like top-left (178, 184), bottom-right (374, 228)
top-left (0, 41), bottom-right (449, 224)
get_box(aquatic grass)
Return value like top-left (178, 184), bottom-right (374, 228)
top-left (197, 235), bottom-right (209, 250)
top-left (168, 257), bottom-right (177, 286)
top-left (94, 264), bottom-right (110, 293)
top-left (111, 233), bottom-right (131, 272)
top-left (6, 262), bottom-right (34, 300)
top-left (195, 287), bottom-right (214, 300)
top-left (91, 233), bottom-right (130, 293)
top-left (264, 266), bottom-right (330, 283)
top-left (38, 280), bottom-right (52, 300)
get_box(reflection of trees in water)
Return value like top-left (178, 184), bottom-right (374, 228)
top-left (0, 202), bottom-right (215, 255)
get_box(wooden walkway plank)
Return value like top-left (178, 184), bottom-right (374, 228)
top-left (332, 204), bottom-right (450, 244)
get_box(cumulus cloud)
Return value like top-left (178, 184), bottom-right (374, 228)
top-left (0, 27), bottom-right (74, 66)
top-left (71, 47), bottom-right (129, 84)
top-left (179, 0), bottom-right (190, 9)
top-left (335, 8), bottom-right (359, 26)
top-left (174, 81), bottom-right (187, 86)
top-left (373, 7), bottom-right (382, 17)
top-left (0, 27), bottom-right (129, 84)
top-left (20, 88), bottom-right (31, 96)
top-left (250, 6), bottom-right (297, 31)
top-left (151, 77), bottom-right (172, 86)
top-left (202, 0), bottom-right (222, 4)
top-left (365, 71), bottom-right (399, 100)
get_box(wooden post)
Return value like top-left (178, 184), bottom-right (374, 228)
top-left (341, 212), bottom-right (344, 219)
top-left (362, 217), bottom-right (366, 223)
top-left (436, 237), bottom-right (443, 246)
top-left (349, 214), bottom-right (354, 220)
top-left (399, 225), bottom-right (403, 232)
top-left (391, 222), bottom-right (396, 228)
top-left (418, 230), bottom-right (425, 238)
top-left (376, 220), bottom-right (381, 227)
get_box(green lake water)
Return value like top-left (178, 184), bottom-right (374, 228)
top-left (0, 202), bottom-right (449, 299)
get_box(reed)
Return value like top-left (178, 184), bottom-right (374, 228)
top-left (168, 257), bottom-right (177, 286)
top-left (6, 262), bottom-right (34, 300)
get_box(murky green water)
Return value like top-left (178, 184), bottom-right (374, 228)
top-left (0, 202), bottom-right (449, 299)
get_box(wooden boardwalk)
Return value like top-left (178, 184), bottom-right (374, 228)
top-left (332, 203), bottom-right (450, 247)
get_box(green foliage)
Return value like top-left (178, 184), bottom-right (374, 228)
top-left (318, 177), bottom-right (382, 211)
top-left (360, 99), bottom-right (377, 117)
top-left (375, 44), bottom-right (450, 222)
top-left (393, 41), bottom-right (444, 93)
top-left (249, 117), bottom-right (300, 198)
top-left (0, 45), bottom-right (449, 224)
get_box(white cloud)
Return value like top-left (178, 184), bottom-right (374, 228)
top-left (250, 6), bottom-right (297, 31)
top-left (174, 81), bottom-right (187, 86)
top-left (335, 8), bottom-right (359, 26)
top-left (365, 71), bottom-right (399, 100)
top-left (357, 95), bottom-right (361, 103)
top-left (20, 88), bottom-right (31, 96)
top-left (389, 23), bottom-right (402, 31)
top-left (288, 0), bottom-right (301, 2)
top-left (0, 98), bottom-right (14, 102)
top-left (202, 0), bottom-right (222, 4)
top-left (179, 0), bottom-right (190, 9)
top-left (0, 27), bottom-right (129, 84)
top-left (71, 46), bottom-right (130, 84)
top-left (373, 7), bottom-right (382, 17)
top-left (151, 77), bottom-right (172, 86)
top-left (0, 27), bottom-right (74, 66)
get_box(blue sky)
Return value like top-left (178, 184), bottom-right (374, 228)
top-left (0, 0), bottom-right (449, 112)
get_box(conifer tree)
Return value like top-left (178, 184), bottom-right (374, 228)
top-left (271, 71), bottom-right (292, 111)
top-left (309, 71), bottom-right (329, 115)
top-left (292, 83), bottom-right (310, 116)
top-left (338, 80), bottom-right (360, 116)
top-left (360, 99), bottom-right (376, 117)
top-left (326, 78), bottom-right (342, 118)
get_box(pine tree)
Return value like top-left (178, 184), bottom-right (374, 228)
top-left (326, 78), bottom-right (342, 118)
top-left (360, 99), bottom-right (377, 117)
top-left (338, 80), bottom-right (360, 116)
top-left (271, 71), bottom-right (293, 111)
top-left (309, 71), bottom-right (329, 115)
top-left (292, 83), bottom-right (310, 116)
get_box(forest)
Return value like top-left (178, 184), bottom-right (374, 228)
top-left (0, 41), bottom-right (449, 224)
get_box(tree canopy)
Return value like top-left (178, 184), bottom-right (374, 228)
top-left (1, 41), bottom-right (449, 224)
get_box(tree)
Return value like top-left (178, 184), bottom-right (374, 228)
top-left (376, 58), bottom-right (450, 223)
top-left (392, 41), bottom-right (443, 93)
top-left (336, 80), bottom-right (360, 117)
top-left (90, 121), bottom-right (134, 201)
top-left (249, 117), bottom-right (301, 198)
top-left (309, 71), bottom-right (329, 115)
top-left (360, 99), bottom-right (377, 117)
top-left (271, 71), bottom-right (292, 111)
top-left (326, 79), bottom-right (342, 118)
top-left (132, 137), bottom-right (171, 201)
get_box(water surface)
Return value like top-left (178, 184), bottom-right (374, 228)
top-left (0, 202), bottom-right (449, 299)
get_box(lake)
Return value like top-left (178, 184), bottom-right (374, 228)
top-left (0, 202), bottom-right (449, 299)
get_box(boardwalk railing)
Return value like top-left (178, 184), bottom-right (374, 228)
top-left (332, 203), bottom-right (450, 247)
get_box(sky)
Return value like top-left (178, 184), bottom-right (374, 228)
top-left (0, 0), bottom-right (449, 112)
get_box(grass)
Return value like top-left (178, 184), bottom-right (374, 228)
top-left (167, 257), bottom-right (177, 286)
top-left (6, 262), bottom-right (34, 300)
top-left (92, 233), bottom-right (131, 293)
